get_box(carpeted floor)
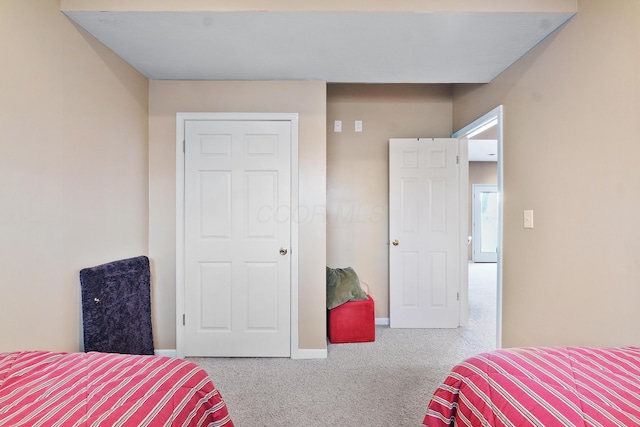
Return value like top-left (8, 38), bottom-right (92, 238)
top-left (191, 262), bottom-right (497, 427)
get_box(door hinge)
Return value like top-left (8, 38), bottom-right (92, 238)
top-left (182, 314), bottom-right (185, 326)
top-left (183, 140), bottom-right (185, 153)
top-left (457, 292), bottom-right (460, 301)
top-left (456, 155), bottom-right (459, 164)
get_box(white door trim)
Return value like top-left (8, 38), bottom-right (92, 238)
top-left (458, 138), bottom-right (469, 328)
top-left (175, 112), bottom-right (299, 359)
top-left (452, 105), bottom-right (503, 349)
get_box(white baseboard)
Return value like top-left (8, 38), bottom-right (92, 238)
top-left (158, 348), bottom-right (326, 359)
top-left (154, 349), bottom-right (177, 358)
top-left (376, 317), bottom-right (390, 326)
top-left (294, 348), bottom-right (327, 359)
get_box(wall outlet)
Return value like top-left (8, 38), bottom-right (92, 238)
top-left (355, 120), bottom-right (363, 132)
top-left (334, 120), bottom-right (342, 132)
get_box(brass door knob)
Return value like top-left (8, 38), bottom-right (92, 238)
top-left (392, 240), bottom-right (399, 246)
top-left (279, 248), bottom-right (288, 255)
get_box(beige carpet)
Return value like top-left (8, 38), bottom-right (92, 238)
top-left (191, 262), bottom-right (497, 426)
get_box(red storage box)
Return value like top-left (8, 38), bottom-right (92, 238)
top-left (328, 295), bottom-right (375, 343)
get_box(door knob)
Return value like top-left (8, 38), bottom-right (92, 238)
top-left (392, 240), bottom-right (399, 246)
top-left (279, 248), bottom-right (288, 255)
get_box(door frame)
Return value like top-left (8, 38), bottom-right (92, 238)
top-left (175, 112), bottom-right (299, 359)
top-left (472, 184), bottom-right (498, 263)
top-left (452, 105), bottom-right (503, 349)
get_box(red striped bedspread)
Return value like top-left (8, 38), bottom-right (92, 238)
top-left (423, 346), bottom-right (640, 427)
top-left (0, 351), bottom-right (234, 427)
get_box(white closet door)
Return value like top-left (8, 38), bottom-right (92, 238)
top-left (184, 119), bottom-right (291, 357)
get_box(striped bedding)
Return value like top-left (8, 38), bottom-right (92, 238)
top-left (423, 346), bottom-right (640, 427)
top-left (0, 351), bottom-right (234, 427)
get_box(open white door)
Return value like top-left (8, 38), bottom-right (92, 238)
top-left (389, 138), bottom-right (461, 328)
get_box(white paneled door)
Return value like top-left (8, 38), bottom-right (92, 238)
top-left (184, 120), bottom-right (291, 357)
top-left (389, 138), bottom-right (460, 328)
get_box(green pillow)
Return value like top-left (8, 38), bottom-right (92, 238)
top-left (326, 266), bottom-right (368, 310)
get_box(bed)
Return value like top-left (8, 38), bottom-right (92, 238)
top-left (423, 346), bottom-right (640, 427)
top-left (0, 351), bottom-right (234, 426)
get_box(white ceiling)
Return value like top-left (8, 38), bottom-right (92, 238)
top-left (64, 11), bottom-right (574, 83)
top-left (469, 139), bottom-right (498, 162)
top-left (468, 120), bottom-right (498, 162)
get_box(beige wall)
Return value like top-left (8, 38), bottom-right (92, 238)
top-left (149, 81), bottom-right (327, 350)
top-left (326, 84), bottom-right (452, 318)
top-left (0, 0), bottom-right (149, 352)
top-left (9, 0), bottom-right (633, 354)
top-left (453, 0), bottom-right (640, 347)
top-left (468, 162), bottom-right (498, 259)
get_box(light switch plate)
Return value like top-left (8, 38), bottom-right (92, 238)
top-left (355, 120), bottom-right (363, 132)
top-left (334, 120), bottom-right (342, 132)
top-left (523, 210), bottom-right (534, 228)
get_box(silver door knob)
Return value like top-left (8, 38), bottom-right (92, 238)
top-left (392, 240), bottom-right (399, 246)
top-left (279, 248), bottom-right (288, 255)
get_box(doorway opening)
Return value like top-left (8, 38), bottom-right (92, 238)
top-left (452, 106), bottom-right (503, 349)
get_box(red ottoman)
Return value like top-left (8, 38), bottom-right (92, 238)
top-left (328, 295), bottom-right (375, 344)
